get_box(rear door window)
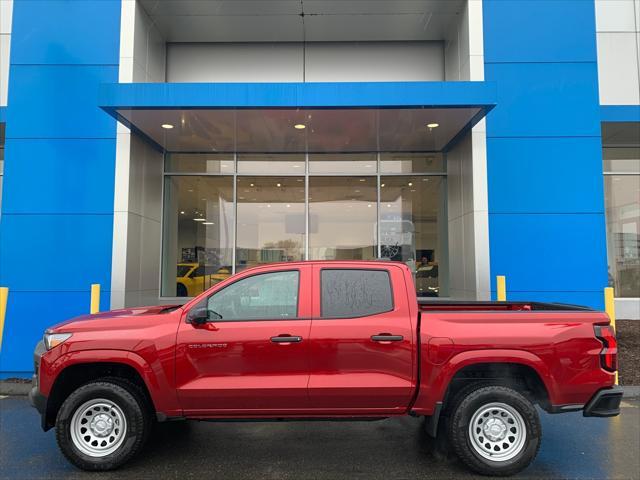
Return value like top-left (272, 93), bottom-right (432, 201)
top-left (320, 269), bottom-right (393, 318)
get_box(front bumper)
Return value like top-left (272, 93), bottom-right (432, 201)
top-left (29, 340), bottom-right (50, 430)
top-left (583, 386), bottom-right (624, 417)
top-left (28, 384), bottom-right (47, 415)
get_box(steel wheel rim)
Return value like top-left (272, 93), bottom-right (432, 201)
top-left (468, 402), bottom-right (527, 462)
top-left (70, 398), bottom-right (127, 457)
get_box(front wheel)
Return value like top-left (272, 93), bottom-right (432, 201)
top-left (448, 385), bottom-right (541, 476)
top-left (55, 380), bottom-right (150, 471)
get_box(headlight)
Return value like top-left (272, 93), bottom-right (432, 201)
top-left (44, 332), bottom-right (72, 350)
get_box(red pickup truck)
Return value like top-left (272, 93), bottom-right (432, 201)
top-left (29, 261), bottom-right (622, 476)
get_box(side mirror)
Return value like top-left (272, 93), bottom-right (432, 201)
top-left (187, 305), bottom-right (208, 325)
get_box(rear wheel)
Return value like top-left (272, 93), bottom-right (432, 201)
top-left (448, 385), bottom-right (541, 476)
top-left (55, 380), bottom-right (150, 471)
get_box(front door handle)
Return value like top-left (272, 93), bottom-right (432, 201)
top-left (371, 334), bottom-right (404, 342)
top-left (270, 335), bottom-right (302, 343)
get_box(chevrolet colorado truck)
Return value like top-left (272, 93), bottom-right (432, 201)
top-left (29, 261), bottom-right (622, 476)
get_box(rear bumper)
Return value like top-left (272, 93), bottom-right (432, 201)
top-left (583, 386), bottom-right (623, 417)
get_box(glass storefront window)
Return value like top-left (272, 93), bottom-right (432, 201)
top-left (308, 153), bottom-right (377, 174)
top-left (165, 153), bottom-right (234, 173)
top-left (380, 152), bottom-right (444, 174)
top-left (236, 177), bottom-right (305, 271)
top-left (162, 176), bottom-right (234, 297)
top-left (308, 176), bottom-right (377, 260)
top-left (380, 176), bottom-right (447, 297)
top-left (161, 153), bottom-right (448, 297)
top-left (603, 146), bottom-right (640, 298)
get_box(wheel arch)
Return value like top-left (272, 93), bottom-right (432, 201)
top-left (442, 359), bottom-right (552, 412)
top-left (44, 360), bottom-right (155, 430)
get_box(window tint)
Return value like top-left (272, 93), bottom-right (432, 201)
top-left (321, 269), bottom-right (393, 318)
top-left (206, 271), bottom-right (299, 321)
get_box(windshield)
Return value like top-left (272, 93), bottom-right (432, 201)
top-left (177, 265), bottom-right (194, 277)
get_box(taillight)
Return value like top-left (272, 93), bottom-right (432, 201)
top-left (594, 325), bottom-right (618, 372)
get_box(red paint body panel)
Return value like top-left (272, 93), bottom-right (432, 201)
top-left (38, 261), bottom-right (615, 420)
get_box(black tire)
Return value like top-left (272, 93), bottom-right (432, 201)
top-left (176, 283), bottom-right (188, 297)
top-left (55, 380), bottom-right (150, 471)
top-left (448, 385), bottom-right (541, 476)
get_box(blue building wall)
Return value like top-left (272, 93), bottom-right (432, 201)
top-left (0, 1), bottom-right (121, 374)
top-left (483, 0), bottom-right (608, 308)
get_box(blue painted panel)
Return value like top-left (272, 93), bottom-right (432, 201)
top-left (487, 137), bottom-right (605, 214)
top-left (490, 290), bottom-right (605, 311)
top-left (0, 290), bottom-right (111, 373)
top-left (600, 105), bottom-right (640, 123)
top-left (489, 213), bottom-right (608, 293)
top-left (0, 214), bottom-right (113, 291)
top-left (98, 81), bottom-right (498, 110)
top-left (485, 62), bottom-right (601, 138)
top-left (10, 0), bottom-right (120, 65)
top-left (1, 139), bottom-right (116, 214)
top-left (483, 0), bottom-right (597, 63)
top-left (6, 65), bottom-right (118, 139)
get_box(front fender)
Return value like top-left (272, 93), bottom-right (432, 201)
top-left (41, 349), bottom-right (179, 415)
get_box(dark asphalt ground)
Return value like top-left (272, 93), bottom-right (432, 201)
top-left (1, 396), bottom-right (638, 480)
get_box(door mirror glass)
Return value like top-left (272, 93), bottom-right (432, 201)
top-left (187, 303), bottom-right (212, 324)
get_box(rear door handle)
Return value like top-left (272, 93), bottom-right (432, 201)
top-left (271, 335), bottom-right (303, 343)
top-left (371, 334), bottom-right (404, 342)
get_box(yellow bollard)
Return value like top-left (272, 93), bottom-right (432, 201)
top-left (0, 287), bottom-right (8, 353)
top-left (604, 287), bottom-right (618, 385)
top-left (497, 275), bottom-right (507, 302)
top-left (90, 284), bottom-right (101, 314)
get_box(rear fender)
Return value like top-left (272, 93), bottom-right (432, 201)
top-left (413, 349), bottom-right (556, 414)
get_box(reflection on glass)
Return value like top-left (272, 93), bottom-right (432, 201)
top-left (162, 176), bottom-right (234, 297)
top-left (236, 177), bottom-right (305, 271)
top-left (380, 176), bottom-right (446, 297)
top-left (603, 147), bottom-right (640, 173)
top-left (309, 176), bottom-right (377, 260)
top-left (604, 175), bottom-right (640, 297)
top-left (308, 153), bottom-right (377, 174)
top-left (165, 153), bottom-right (234, 173)
top-left (237, 154), bottom-right (305, 174)
top-left (380, 153), bottom-right (444, 173)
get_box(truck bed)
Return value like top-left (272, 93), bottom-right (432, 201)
top-left (417, 299), bottom-right (594, 312)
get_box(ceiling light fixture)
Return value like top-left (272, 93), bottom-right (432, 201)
top-left (202, 222), bottom-right (214, 225)
top-left (250, 183), bottom-right (255, 187)
top-left (161, 124), bottom-right (174, 129)
top-left (408, 182), bottom-right (413, 186)
top-left (193, 218), bottom-right (206, 222)
top-left (276, 183), bottom-right (282, 187)
top-left (426, 123), bottom-right (439, 129)
top-left (180, 211), bottom-right (185, 215)
top-left (294, 124), bottom-right (306, 130)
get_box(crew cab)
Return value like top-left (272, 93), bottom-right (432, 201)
top-left (29, 261), bottom-right (622, 475)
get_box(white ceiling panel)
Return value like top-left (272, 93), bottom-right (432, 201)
top-left (139, 0), bottom-right (464, 42)
top-left (303, 0), bottom-right (464, 15)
